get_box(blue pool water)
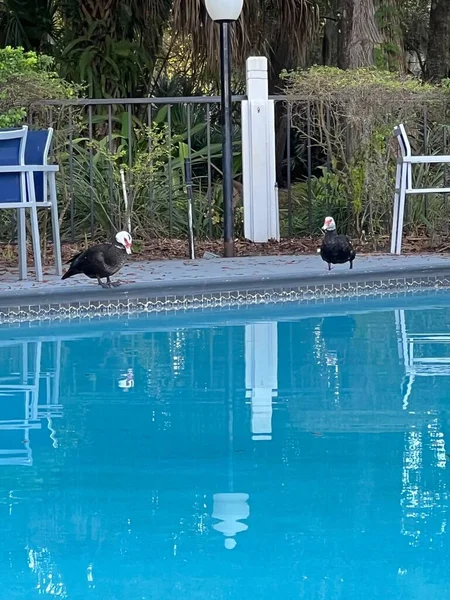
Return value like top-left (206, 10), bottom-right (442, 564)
top-left (1, 299), bottom-right (450, 599)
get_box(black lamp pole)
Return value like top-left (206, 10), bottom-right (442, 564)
top-left (219, 21), bottom-right (234, 258)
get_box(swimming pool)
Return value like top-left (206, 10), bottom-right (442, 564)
top-left (1, 297), bottom-right (450, 599)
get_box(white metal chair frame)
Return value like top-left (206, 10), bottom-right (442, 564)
top-left (391, 123), bottom-right (450, 255)
top-left (0, 126), bottom-right (62, 281)
top-left (395, 309), bottom-right (450, 410)
top-left (0, 339), bottom-right (62, 465)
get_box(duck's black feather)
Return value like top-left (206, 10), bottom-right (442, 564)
top-left (62, 243), bottom-right (127, 281)
top-left (320, 230), bottom-right (356, 269)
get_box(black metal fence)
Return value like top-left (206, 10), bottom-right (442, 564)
top-left (27, 96), bottom-right (244, 242)
top-left (25, 95), bottom-right (450, 243)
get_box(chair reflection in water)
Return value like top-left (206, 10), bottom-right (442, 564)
top-left (0, 339), bottom-right (62, 466)
top-left (396, 309), bottom-right (450, 409)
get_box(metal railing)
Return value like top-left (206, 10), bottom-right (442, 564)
top-left (270, 97), bottom-right (450, 239)
top-left (24, 95), bottom-right (450, 243)
top-left (27, 95), bottom-right (245, 242)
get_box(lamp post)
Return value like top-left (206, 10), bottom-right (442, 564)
top-left (205, 0), bottom-right (243, 258)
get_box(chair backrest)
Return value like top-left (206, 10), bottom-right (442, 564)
top-left (394, 124), bottom-right (412, 159)
top-left (0, 126), bottom-right (28, 204)
top-left (25, 128), bottom-right (53, 203)
top-left (394, 124), bottom-right (413, 189)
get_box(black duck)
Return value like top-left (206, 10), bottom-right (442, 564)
top-left (61, 231), bottom-right (132, 288)
top-left (320, 217), bottom-right (355, 271)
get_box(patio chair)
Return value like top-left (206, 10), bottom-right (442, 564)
top-left (0, 340), bottom-right (41, 466)
top-left (0, 126), bottom-right (62, 281)
top-left (395, 309), bottom-right (450, 409)
top-left (0, 339), bottom-right (63, 464)
top-left (391, 123), bottom-right (450, 255)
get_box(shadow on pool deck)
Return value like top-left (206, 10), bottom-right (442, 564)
top-left (0, 253), bottom-right (449, 306)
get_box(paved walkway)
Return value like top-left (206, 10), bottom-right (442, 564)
top-left (0, 253), bottom-right (449, 305)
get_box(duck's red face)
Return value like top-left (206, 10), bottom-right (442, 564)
top-left (322, 217), bottom-right (336, 231)
top-left (116, 231), bottom-right (133, 254)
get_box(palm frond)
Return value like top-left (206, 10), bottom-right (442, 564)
top-left (172, 0), bottom-right (320, 82)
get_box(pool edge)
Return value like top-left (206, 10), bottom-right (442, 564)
top-left (1, 265), bottom-right (450, 325)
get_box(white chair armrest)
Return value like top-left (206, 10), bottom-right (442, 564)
top-left (0, 165), bottom-right (59, 173)
top-left (403, 156), bottom-right (450, 164)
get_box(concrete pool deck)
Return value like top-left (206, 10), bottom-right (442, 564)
top-left (0, 252), bottom-right (450, 307)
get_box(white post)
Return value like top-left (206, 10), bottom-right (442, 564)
top-left (245, 322), bottom-right (278, 440)
top-left (242, 57), bottom-right (279, 242)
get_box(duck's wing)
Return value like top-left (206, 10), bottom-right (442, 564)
top-left (82, 245), bottom-right (112, 270)
top-left (338, 235), bottom-right (356, 259)
top-left (65, 250), bottom-right (83, 265)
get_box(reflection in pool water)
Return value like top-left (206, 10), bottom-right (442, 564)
top-left (0, 304), bottom-right (450, 599)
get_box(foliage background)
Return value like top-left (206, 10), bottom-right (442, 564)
top-left (1, 0), bottom-right (450, 247)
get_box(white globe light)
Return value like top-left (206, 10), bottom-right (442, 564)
top-left (205, 0), bottom-right (244, 21)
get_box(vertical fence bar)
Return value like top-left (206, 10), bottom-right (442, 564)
top-left (186, 103), bottom-right (193, 237)
top-left (127, 103), bottom-right (133, 233)
top-left (286, 102), bottom-right (292, 237)
top-left (108, 104), bottom-right (114, 235)
top-left (306, 101), bottom-right (313, 233)
top-left (147, 104), bottom-right (153, 229)
top-left (88, 105), bottom-right (95, 239)
top-left (206, 103), bottom-right (213, 237)
top-left (326, 105), bottom-right (331, 216)
top-left (68, 106), bottom-right (75, 241)
top-left (187, 103), bottom-right (192, 159)
top-left (423, 105), bottom-right (428, 221)
top-left (184, 157), bottom-right (195, 259)
top-left (344, 120), bottom-right (352, 233)
top-left (444, 127), bottom-right (448, 222)
top-left (168, 105), bottom-right (173, 237)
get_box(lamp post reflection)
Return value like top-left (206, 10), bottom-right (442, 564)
top-left (212, 327), bottom-right (250, 549)
top-left (212, 492), bottom-right (250, 550)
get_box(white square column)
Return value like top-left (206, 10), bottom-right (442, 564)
top-left (242, 57), bottom-right (279, 242)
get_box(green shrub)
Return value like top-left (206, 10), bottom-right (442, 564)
top-left (282, 66), bottom-right (450, 237)
top-left (0, 46), bottom-right (80, 128)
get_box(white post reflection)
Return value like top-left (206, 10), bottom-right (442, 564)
top-left (0, 340), bottom-right (63, 466)
top-left (245, 322), bottom-right (278, 441)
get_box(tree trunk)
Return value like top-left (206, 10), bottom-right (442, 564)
top-left (426, 0), bottom-right (450, 81)
top-left (375, 0), bottom-right (406, 72)
top-left (322, 17), bottom-right (339, 66)
top-left (337, 0), bottom-right (382, 69)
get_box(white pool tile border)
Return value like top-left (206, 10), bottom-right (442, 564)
top-left (0, 274), bottom-right (449, 326)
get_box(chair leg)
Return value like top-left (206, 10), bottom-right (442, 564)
top-left (29, 205), bottom-right (43, 282)
top-left (395, 166), bottom-right (408, 255)
top-left (49, 174), bottom-right (62, 276)
top-left (25, 172), bottom-right (43, 282)
top-left (390, 163), bottom-right (402, 255)
top-left (17, 208), bottom-right (27, 280)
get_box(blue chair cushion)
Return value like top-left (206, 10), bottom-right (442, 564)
top-left (0, 134), bottom-right (24, 204)
top-left (25, 130), bottom-right (50, 203)
top-left (0, 128), bottom-right (50, 204)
